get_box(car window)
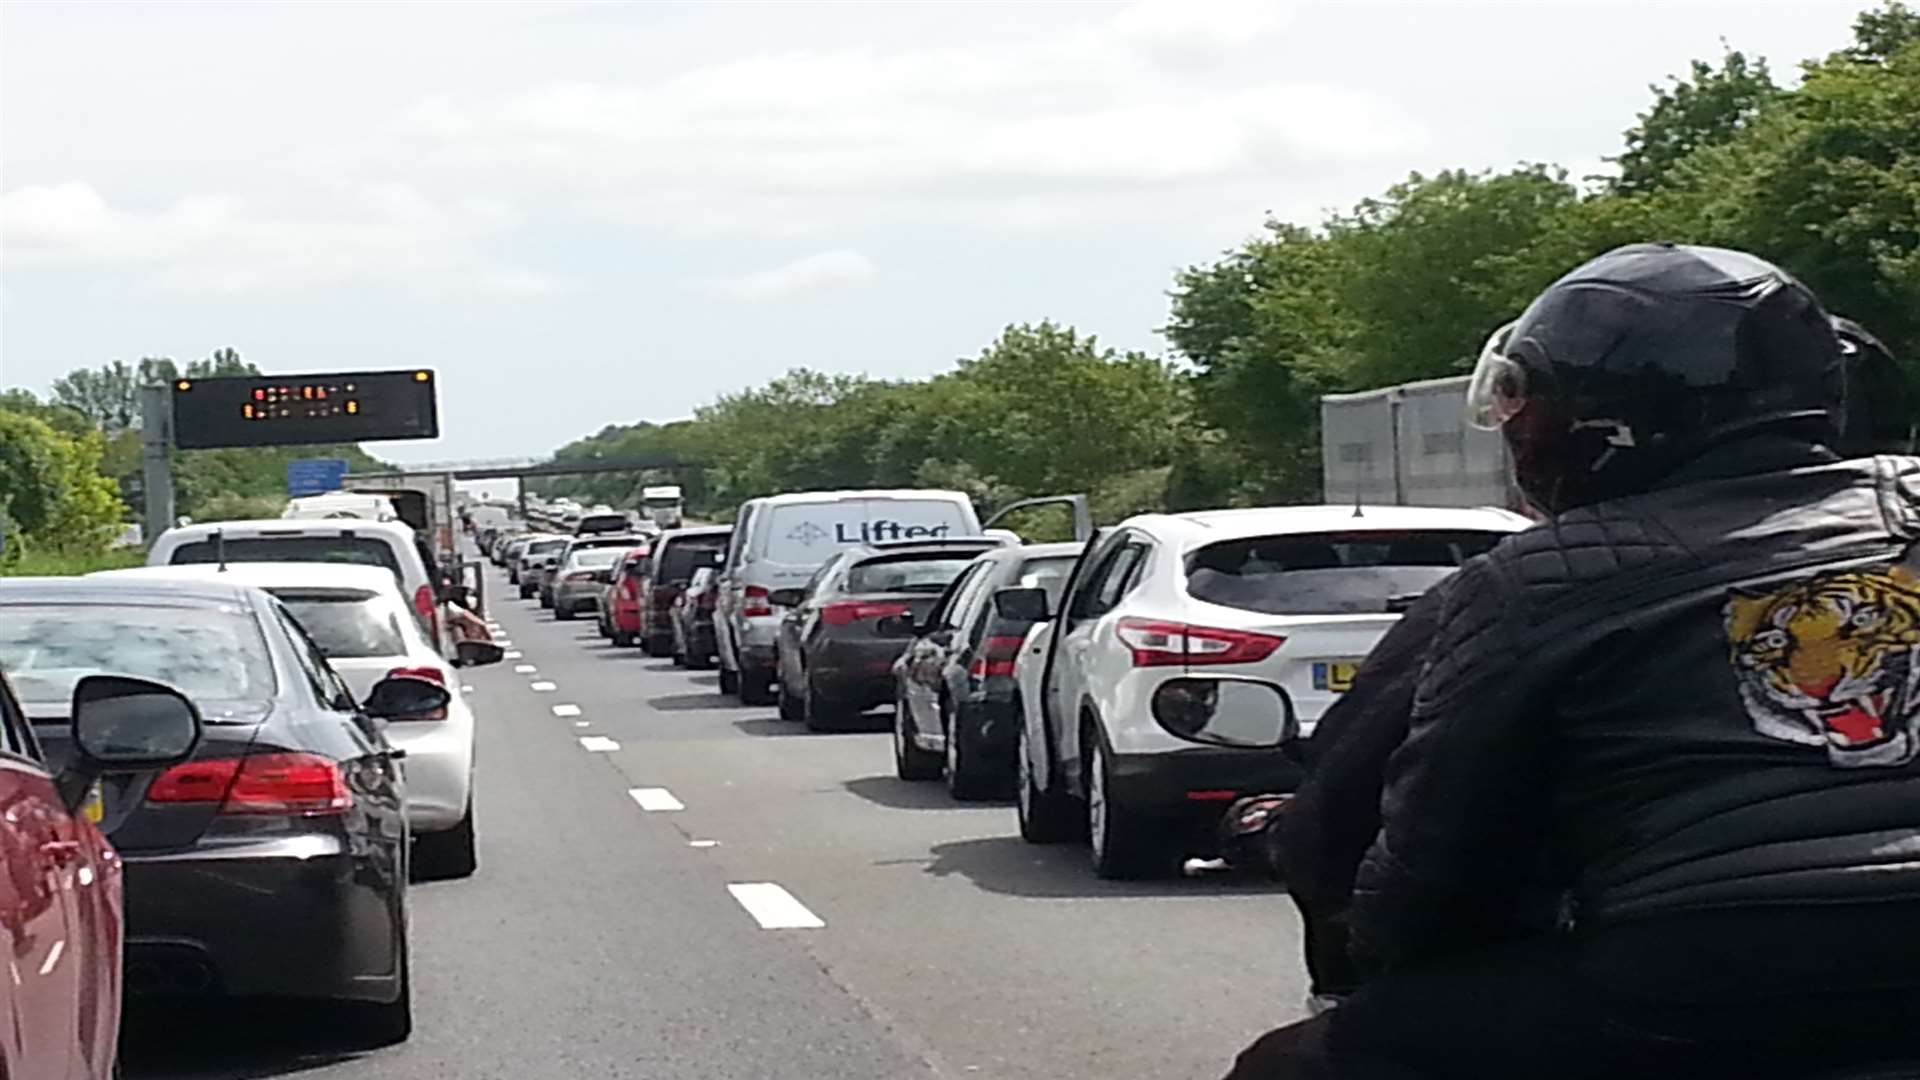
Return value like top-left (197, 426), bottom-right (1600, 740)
top-left (1185, 529), bottom-right (1508, 615)
top-left (1072, 539), bottom-right (1147, 620)
top-left (726, 503), bottom-right (755, 570)
top-left (0, 673), bottom-right (31, 759)
top-left (1011, 555), bottom-right (1078, 612)
top-left (271, 588), bottom-right (408, 659)
top-left (946, 561), bottom-right (1000, 631)
top-left (568, 548), bottom-right (624, 570)
top-left (925, 563), bottom-right (985, 630)
top-left (272, 606), bottom-right (353, 709)
top-left (0, 602), bottom-right (276, 709)
top-left (655, 535), bottom-right (729, 583)
top-left (799, 556), bottom-right (841, 600)
top-left (169, 535), bottom-right (403, 582)
top-left (845, 553), bottom-right (978, 595)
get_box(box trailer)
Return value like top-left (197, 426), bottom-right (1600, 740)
top-left (1321, 374), bottom-right (1520, 511)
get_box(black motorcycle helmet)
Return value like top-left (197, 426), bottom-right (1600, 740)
top-left (1833, 315), bottom-right (1913, 455)
top-left (1467, 243), bottom-right (1844, 513)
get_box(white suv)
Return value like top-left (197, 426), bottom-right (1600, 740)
top-left (1011, 504), bottom-right (1530, 878)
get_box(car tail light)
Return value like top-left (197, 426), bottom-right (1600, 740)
top-left (1115, 618), bottom-right (1284, 668)
top-left (413, 584), bottom-right (440, 643)
top-left (821, 600), bottom-right (909, 627)
top-left (742, 585), bottom-right (773, 618)
top-left (968, 635), bottom-right (1028, 678)
top-left (565, 571), bottom-right (595, 582)
top-left (148, 753), bottom-right (352, 815)
top-left (386, 665), bottom-right (447, 685)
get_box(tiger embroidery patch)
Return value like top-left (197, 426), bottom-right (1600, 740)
top-left (1724, 565), bottom-right (1920, 768)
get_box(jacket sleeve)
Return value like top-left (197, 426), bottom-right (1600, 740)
top-left (1348, 555), bottom-right (1555, 972)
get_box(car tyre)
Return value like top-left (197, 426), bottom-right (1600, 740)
top-left (802, 678), bottom-right (848, 732)
top-left (670, 638), bottom-right (688, 666)
top-left (686, 648), bottom-right (714, 671)
top-left (894, 694), bottom-right (942, 779)
top-left (647, 633), bottom-right (673, 657)
top-left (718, 666), bottom-right (739, 695)
top-left (413, 801), bottom-right (478, 881)
top-left (778, 677), bottom-right (804, 722)
top-left (612, 630), bottom-right (634, 647)
top-left (554, 604), bottom-right (575, 621)
top-left (740, 668), bottom-right (777, 707)
top-left (539, 593), bottom-right (554, 610)
top-left (944, 701), bottom-right (1004, 801)
top-left (1087, 735), bottom-right (1165, 880)
top-left (1017, 722), bottom-right (1081, 844)
top-left (518, 583), bottom-right (533, 599)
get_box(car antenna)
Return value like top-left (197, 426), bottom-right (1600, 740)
top-left (1352, 486), bottom-right (1365, 519)
top-left (213, 528), bottom-right (227, 572)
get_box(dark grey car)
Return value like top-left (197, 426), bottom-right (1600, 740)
top-left (773, 538), bottom-right (1007, 731)
top-left (0, 579), bottom-right (418, 1044)
top-left (889, 542), bottom-right (1082, 798)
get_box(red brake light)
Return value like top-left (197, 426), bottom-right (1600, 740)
top-left (821, 600), bottom-right (909, 627)
top-left (386, 665), bottom-right (446, 686)
top-left (968, 634), bottom-right (1027, 678)
top-left (1115, 618), bottom-right (1284, 668)
top-left (742, 585), bottom-right (773, 618)
top-left (565, 571), bottom-right (594, 582)
top-left (148, 753), bottom-right (352, 814)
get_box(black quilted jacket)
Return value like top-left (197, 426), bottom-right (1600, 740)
top-left (1350, 437), bottom-right (1920, 972)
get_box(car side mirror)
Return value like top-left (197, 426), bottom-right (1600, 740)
top-left (363, 676), bottom-right (453, 721)
top-left (456, 640), bottom-right (506, 667)
top-left (60, 675), bottom-right (204, 812)
top-left (1150, 678), bottom-right (1296, 749)
top-left (875, 613), bottom-right (918, 638)
top-left (993, 587), bottom-right (1050, 623)
top-left (768, 588), bottom-right (805, 609)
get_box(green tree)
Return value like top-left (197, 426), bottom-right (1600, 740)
top-left (1611, 49), bottom-right (1783, 195)
top-left (1848, 1), bottom-right (1920, 62)
top-left (0, 408), bottom-right (125, 561)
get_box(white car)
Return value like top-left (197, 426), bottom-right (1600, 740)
top-left (94, 562), bottom-right (487, 880)
top-left (1011, 504), bottom-right (1531, 879)
top-left (148, 518), bottom-right (449, 654)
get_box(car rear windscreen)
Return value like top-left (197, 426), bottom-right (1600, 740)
top-left (578, 514), bottom-right (630, 534)
top-left (568, 549), bottom-right (625, 569)
top-left (170, 535), bottom-right (402, 580)
top-left (764, 499), bottom-right (971, 567)
top-left (0, 603), bottom-right (275, 706)
top-left (1185, 530), bottom-right (1509, 615)
top-left (847, 554), bottom-right (979, 594)
top-left (657, 536), bottom-right (728, 583)
top-left (526, 539), bottom-right (568, 555)
top-left (272, 589), bottom-right (408, 659)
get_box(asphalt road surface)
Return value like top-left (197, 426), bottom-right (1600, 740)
top-left (122, 562), bottom-right (1309, 1079)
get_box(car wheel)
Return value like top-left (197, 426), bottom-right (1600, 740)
top-left (944, 701), bottom-right (1003, 801)
top-left (646, 633), bottom-right (673, 657)
top-left (778, 677), bottom-right (803, 722)
top-left (670, 639), bottom-right (687, 666)
top-left (539, 593), bottom-right (553, 610)
top-left (740, 668), bottom-right (777, 707)
top-left (508, 570), bottom-right (520, 585)
top-left (718, 666), bottom-right (739, 695)
top-left (893, 694), bottom-right (943, 779)
top-left (413, 801), bottom-right (478, 881)
top-left (612, 630), bottom-right (634, 647)
top-left (344, 916), bottom-right (412, 1047)
top-left (518, 583), bottom-right (533, 599)
top-left (637, 632), bottom-right (653, 656)
top-left (686, 648), bottom-right (714, 671)
top-left (1017, 722), bottom-right (1081, 844)
top-left (1087, 736), bottom-right (1164, 880)
top-left (554, 604), bottom-right (575, 621)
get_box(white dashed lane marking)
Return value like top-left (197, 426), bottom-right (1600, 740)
top-left (689, 839), bottom-right (719, 849)
top-left (579, 736), bottom-right (620, 752)
top-left (727, 883), bottom-right (825, 929)
top-left (529, 681), bottom-right (557, 692)
top-left (514, 664), bottom-right (538, 673)
top-left (628, 788), bottom-right (684, 812)
top-left (552, 704), bottom-right (582, 718)
top-left (503, 650), bottom-right (523, 660)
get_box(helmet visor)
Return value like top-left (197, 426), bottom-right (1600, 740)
top-left (1466, 322), bottom-right (1527, 430)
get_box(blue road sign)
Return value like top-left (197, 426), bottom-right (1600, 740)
top-left (287, 458), bottom-right (350, 497)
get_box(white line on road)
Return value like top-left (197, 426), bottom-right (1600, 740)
top-left (514, 664), bottom-right (538, 673)
top-left (552, 704), bottom-right (582, 717)
top-left (497, 639), bottom-right (514, 647)
top-left (628, 787), bottom-right (684, 812)
top-left (38, 939), bottom-right (63, 976)
top-left (529, 680), bottom-right (557, 692)
top-left (689, 840), bottom-right (719, 849)
top-left (727, 883), bottom-right (824, 929)
top-left (579, 736), bottom-right (621, 752)
top-left (503, 650), bottom-right (523, 660)
top-left (462, 685), bottom-right (474, 693)
top-left (574, 721), bottom-right (590, 727)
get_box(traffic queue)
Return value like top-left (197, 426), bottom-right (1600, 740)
top-left (484, 487), bottom-right (1527, 881)
top-left (0, 508), bottom-right (506, 1077)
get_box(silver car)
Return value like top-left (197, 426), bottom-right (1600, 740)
top-left (551, 545), bottom-right (628, 620)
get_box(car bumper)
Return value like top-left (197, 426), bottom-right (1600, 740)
top-left (387, 722), bottom-right (473, 833)
top-left (809, 639), bottom-right (909, 709)
top-left (555, 584), bottom-right (602, 609)
top-left (123, 833), bottom-right (404, 1003)
top-left (1107, 746), bottom-right (1303, 819)
top-left (612, 604), bottom-right (643, 633)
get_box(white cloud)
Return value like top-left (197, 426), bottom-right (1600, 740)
top-left (688, 250), bottom-right (876, 301)
top-left (0, 180), bottom-right (537, 296)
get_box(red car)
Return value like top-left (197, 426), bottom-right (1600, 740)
top-left (0, 669), bottom-right (200, 1079)
top-left (602, 546), bottom-right (652, 647)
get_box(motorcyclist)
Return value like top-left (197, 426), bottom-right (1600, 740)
top-left (1227, 243), bottom-right (1920, 1079)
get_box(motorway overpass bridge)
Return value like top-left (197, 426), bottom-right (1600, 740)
top-left (353, 455), bottom-right (702, 482)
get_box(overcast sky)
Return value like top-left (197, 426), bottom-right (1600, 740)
top-left (0, 0), bottom-right (1867, 464)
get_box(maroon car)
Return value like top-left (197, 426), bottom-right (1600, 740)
top-left (0, 668), bottom-right (200, 1079)
top-left (637, 527), bottom-right (731, 656)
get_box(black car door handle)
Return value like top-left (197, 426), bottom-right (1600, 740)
top-left (377, 748), bottom-right (408, 762)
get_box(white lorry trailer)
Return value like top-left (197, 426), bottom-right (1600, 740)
top-left (641, 485), bottom-right (685, 529)
top-left (1320, 374), bottom-right (1522, 511)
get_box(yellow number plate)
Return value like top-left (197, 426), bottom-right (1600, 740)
top-left (1314, 661), bottom-right (1361, 693)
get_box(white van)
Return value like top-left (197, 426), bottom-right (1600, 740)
top-left (148, 519), bottom-right (449, 653)
top-left (283, 492), bottom-right (400, 522)
top-left (714, 489), bottom-right (980, 705)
